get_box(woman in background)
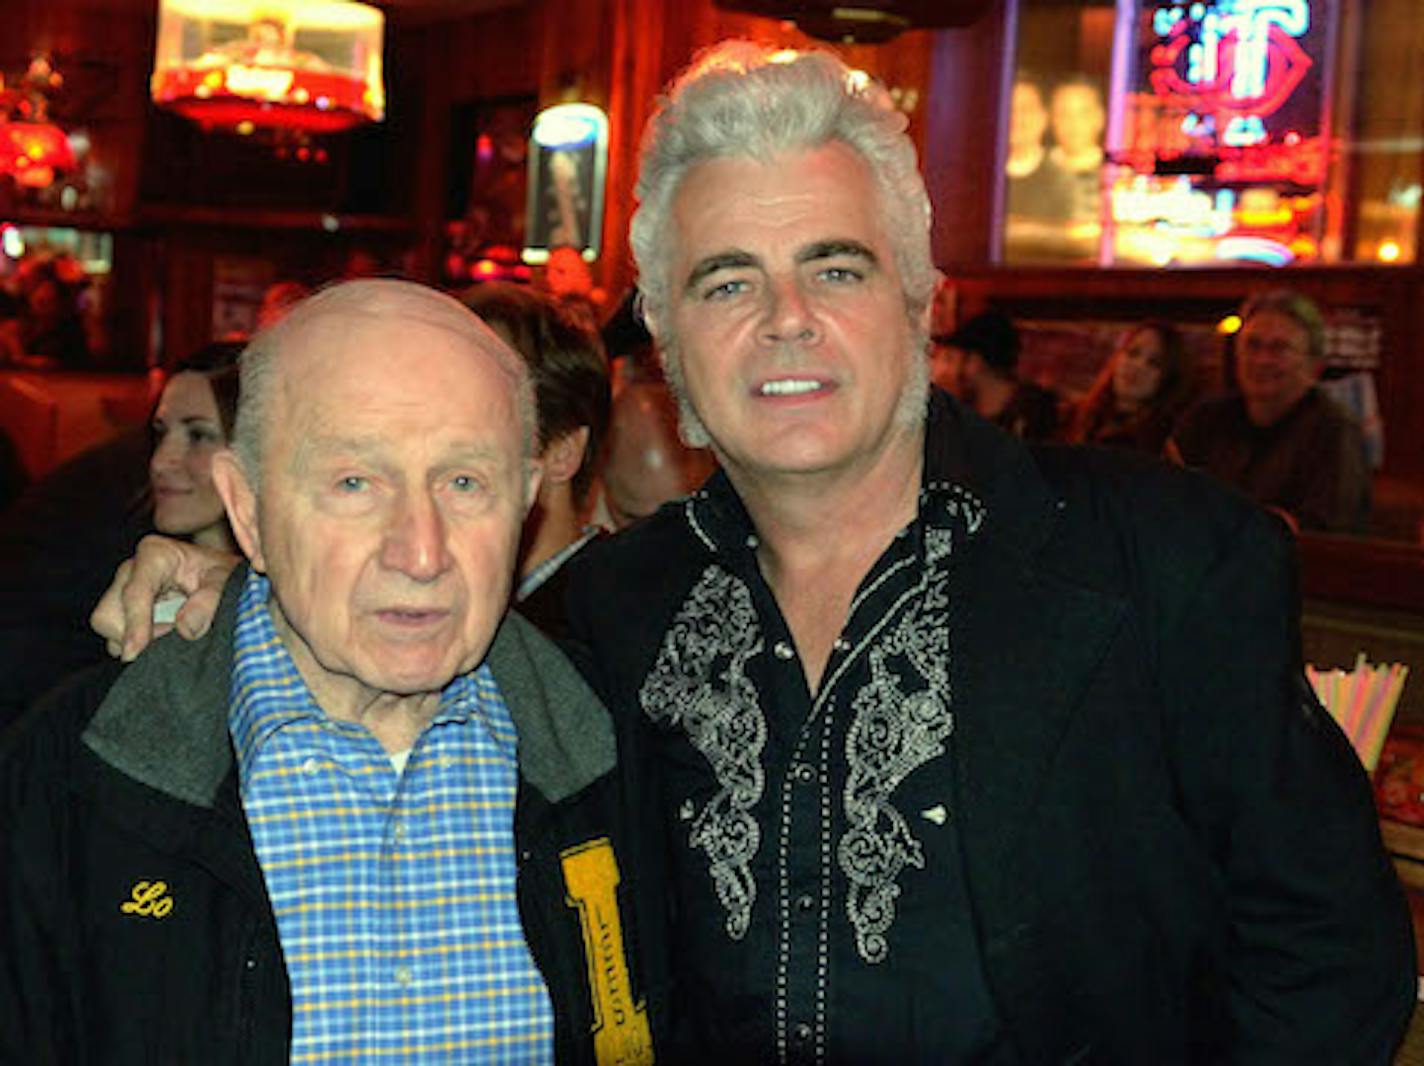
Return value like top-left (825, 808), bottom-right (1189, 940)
top-left (1065, 321), bottom-right (1194, 454)
top-left (148, 342), bottom-right (242, 551)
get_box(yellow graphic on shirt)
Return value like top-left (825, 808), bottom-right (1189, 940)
top-left (120, 880), bottom-right (174, 918)
top-left (561, 838), bottom-right (654, 1064)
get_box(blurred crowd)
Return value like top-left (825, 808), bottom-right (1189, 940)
top-left (931, 287), bottom-right (1373, 537)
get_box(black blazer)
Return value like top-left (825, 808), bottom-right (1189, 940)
top-left (566, 393), bottom-right (1415, 1064)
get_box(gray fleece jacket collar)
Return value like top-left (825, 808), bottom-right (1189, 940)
top-left (82, 567), bottom-right (615, 807)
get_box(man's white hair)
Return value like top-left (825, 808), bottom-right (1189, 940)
top-left (231, 278), bottom-right (539, 490)
top-left (629, 41), bottom-right (935, 444)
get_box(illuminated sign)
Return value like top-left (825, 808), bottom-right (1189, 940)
top-left (1145, 1), bottom-right (1324, 158)
top-left (1109, 1), bottom-right (1334, 266)
top-left (523, 104), bottom-right (610, 264)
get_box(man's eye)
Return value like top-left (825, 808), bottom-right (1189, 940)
top-left (703, 278), bottom-right (749, 301)
top-left (818, 265), bottom-right (863, 284)
top-left (450, 474), bottom-right (483, 493)
top-left (336, 475), bottom-right (369, 492)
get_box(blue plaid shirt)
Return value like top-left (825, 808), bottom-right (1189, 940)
top-left (229, 571), bottom-right (554, 1063)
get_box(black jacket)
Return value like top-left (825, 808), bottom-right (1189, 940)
top-left (0, 570), bottom-right (657, 1065)
top-left (564, 391), bottom-right (1415, 1064)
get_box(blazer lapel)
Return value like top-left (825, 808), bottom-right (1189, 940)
top-left (940, 422), bottom-right (1127, 896)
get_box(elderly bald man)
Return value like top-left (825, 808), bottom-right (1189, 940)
top-left (0, 280), bottom-right (653, 1065)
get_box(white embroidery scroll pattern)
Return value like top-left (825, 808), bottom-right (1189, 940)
top-left (838, 568), bottom-right (953, 963)
top-left (639, 567), bottom-right (766, 940)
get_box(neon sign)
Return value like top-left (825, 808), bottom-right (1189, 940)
top-left (1109, 1), bottom-right (1333, 266)
top-left (1149, 1), bottom-right (1319, 150)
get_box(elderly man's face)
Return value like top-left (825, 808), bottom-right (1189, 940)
top-left (660, 141), bottom-right (920, 487)
top-left (1235, 309), bottom-right (1318, 425)
top-left (219, 309), bottom-right (536, 707)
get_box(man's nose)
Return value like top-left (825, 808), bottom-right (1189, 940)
top-left (381, 489), bottom-right (451, 582)
top-left (759, 278), bottom-right (821, 347)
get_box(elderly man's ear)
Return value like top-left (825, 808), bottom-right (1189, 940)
top-left (211, 449), bottom-right (266, 572)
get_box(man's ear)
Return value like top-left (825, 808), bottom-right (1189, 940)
top-left (211, 449), bottom-right (266, 572)
top-left (540, 426), bottom-right (591, 487)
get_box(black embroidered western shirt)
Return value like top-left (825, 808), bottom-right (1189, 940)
top-left (569, 396), bottom-right (1006, 1063)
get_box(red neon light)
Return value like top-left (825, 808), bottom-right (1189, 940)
top-left (1150, 24), bottom-right (1312, 119)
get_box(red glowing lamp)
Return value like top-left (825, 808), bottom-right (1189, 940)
top-left (151, 0), bottom-right (384, 134)
top-left (0, 120), bottom-right (74, 188)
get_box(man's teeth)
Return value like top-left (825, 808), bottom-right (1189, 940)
top-left (759, 379), bottom-right (822, 396)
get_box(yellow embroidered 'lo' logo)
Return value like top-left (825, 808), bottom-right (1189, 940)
top-left (561, 838), bottom-right (653, 1064)
top-left (120, 880), bottom-right (174, 919)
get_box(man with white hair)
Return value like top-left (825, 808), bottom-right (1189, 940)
top-left (88, 44), bottom-right (1412, 1066)
top-left (562, 43), bottom-right (1411, 1062)
top-left (2, 280), bottom-right (653, 1064)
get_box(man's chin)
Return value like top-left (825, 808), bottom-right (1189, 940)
top-left (353, 650), bottom-right (474, 699)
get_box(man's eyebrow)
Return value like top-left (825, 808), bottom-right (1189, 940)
top-left (797, 239), bottom-right (879, 266)
top-left (290, 433), bottom-right (383, 473)
top-left (291, 434), bottom-right (509, 473)
top-left (684, 251), bottom-right (759, 293)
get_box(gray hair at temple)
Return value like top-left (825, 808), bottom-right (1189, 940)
top-left (629, 42), bottom-right (937, 444)
top-left (1239, 288), bottom-right (1327, 363)
top-left (230, 279), bottom-right (539, 491)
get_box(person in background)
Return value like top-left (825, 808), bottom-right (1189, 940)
top-left (149, 344), bottom-right (242, 552)
top-left (540, 245), bottom-right (606, 330)
top-left (2, 279), bottom-right (654, 1063)
top-left (594, 373), bottom-right (716, 530)
top-left (255, 279), bottom-right (311, 331)
top-left (1170, 289), bottom-right (1372, 534)
top-left (927, 330), bottom-right (969, 399)
top-left (1047, 76), bottom-right (1107, 226)
top-left (944, 310), bottom-right (1061, 439)
top-left (462, 281), bottom-right (611, 639)
top-left (1064, 320), bottom-right (1194, 453)
top-left (16, 257), bottom-right (89, 366)
top-left (0, 285), bottom-right (24, 363)
top-left (1003, 75), bottom-right (1077, 259)
top-left (0, 341), bottom-right (240, 731)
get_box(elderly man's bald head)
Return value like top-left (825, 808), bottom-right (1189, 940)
top-left (232, 279), bottom-right (538, 487)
